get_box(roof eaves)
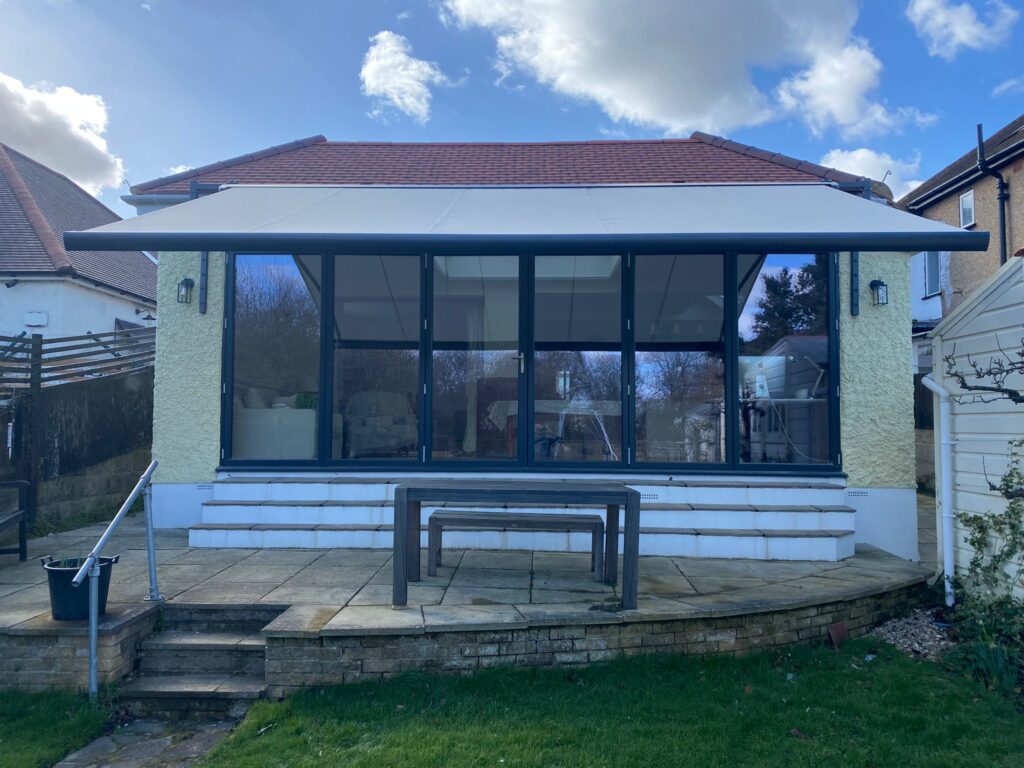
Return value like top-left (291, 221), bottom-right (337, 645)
top-left (0, 144), bottom-right (74, 272)
top-left (901, 134), bottom-right (1024, 210)
top-left (130, 134), bottom-right (328, 194)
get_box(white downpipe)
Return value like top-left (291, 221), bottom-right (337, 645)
top-left (922, 374), bottom-right (955, 607)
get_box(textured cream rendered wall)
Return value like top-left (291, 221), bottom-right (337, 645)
top-left (839, 251), bottom-right (916, 488)
top-left (152, 252), bottom-right (225, 484)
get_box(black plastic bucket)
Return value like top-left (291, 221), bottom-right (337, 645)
top-left (41, 555), bottom-right (119, 621)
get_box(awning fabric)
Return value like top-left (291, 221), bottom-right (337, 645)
top-left (64, 183), bottom-right (988, 254)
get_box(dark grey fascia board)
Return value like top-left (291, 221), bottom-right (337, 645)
top-left (904, 141), bottom-right (1024, 211)
top-left (63, 229), bottom-right (990, 254)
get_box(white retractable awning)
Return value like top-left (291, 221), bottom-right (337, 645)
top-left (64, 183), bottom-right (988, 253)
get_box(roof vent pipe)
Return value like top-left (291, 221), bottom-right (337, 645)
top-left (976, 123), bottom-right (1009, 265)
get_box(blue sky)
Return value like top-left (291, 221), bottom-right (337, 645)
top-left (0, 0), bottom-right (1021, 217)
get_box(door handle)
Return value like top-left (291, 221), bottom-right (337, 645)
top-left (512, 352), bottom-right (525, 374)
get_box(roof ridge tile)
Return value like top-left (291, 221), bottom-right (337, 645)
top-left (0, 144), bottom-right (73, 272)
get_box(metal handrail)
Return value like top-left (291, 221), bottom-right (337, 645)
top-left (72, 459), bottom-right (161, 697)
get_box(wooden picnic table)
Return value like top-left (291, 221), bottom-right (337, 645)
top-left (391, 479), bottom-right (641, 609)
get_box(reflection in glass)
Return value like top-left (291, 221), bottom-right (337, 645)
top-left (533, 256), bottom-right (622, 462)
top-left (634, 254), bottom-right (725, 463)
top-left (738, 254), bottom-right (830, 464)
top-left (432, 256), bottom-right (520, 460)
top-left (333, 255), bottom-right (419, 459)
top-left (231, 254), bottom-right (321, 459)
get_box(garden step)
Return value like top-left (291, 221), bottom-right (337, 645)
top-left (119, 674), bottom-right (266, 720)
top-left (140, 631), bottom-right (265, 676)
top-left (160, 604), bottom-right (285, 633)
top-left (189, 524), bottom-right (856, 561)
top-left (211, 477), bottom-right (847, 506)
top-left (200, 499), bottom-right (856, 531)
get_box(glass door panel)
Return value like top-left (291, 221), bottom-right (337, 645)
top-left (533, 255), bottom-right (623, 463)
top-left (737, 254), bottom-right (831, 465)
top-left (634, 254), bottom-right (726, 464)
top-left (431, 256), bottom-right (521, 461)
top-left (230, 254), bottom-right (321, 461)
top-left (331, 255), bottom-right (420, 460)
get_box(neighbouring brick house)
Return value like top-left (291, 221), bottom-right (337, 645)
top-left (901, 114), bottom-right (1024, 371)
top-left (899, 114), bottom-right (1023, 489)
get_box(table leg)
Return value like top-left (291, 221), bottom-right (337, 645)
top-left (407, 500), bottom-right (421, 582)
top-left (392, 487), bottom-right (408, 607)
top-left (622, 491), bottom-right (640, 610)
top-left (604, 504), bottom-right (619, 586)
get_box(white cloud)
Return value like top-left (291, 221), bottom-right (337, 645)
top-left (441, 0), bottom-right (929, 139)
top-left (165, 164), bottom-right (191, 175)
top-left (820, 147), bottom-right (924, 200)
top-left (0, 71), bottom-right (123, 195)
top-left (360, 30), bottom-right (448, 123)
top-left (906, 0), bottom-right (1019, 60)
top-left (993, 76), bottom-right (1024, 96)
top-left (776, 39), bottom-right (936, 140)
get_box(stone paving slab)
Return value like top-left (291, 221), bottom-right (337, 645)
top-left (0, 516), bottom-right (932, 646)
top-left (322, 605), bottom-right (425, 636)
top-left (422, 604), bottom-right (527, 632)
top-left (262, 604), bottom-right (342, 637)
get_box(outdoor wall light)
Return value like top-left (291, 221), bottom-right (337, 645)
top-left (869, 279), bottom-right (888, 306)
top-left (177, 277), bottom-right (194, 304)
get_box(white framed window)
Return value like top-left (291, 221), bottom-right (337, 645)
top-left (959, 189), bottom-right (975, 228)
top-left (924, 251), bottom-right (941, 297)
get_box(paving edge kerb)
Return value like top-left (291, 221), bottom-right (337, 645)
top-left (262, 580), bottom-right (927, 697)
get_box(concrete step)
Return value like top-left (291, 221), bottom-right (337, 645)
top-left (139, 631), bottom-right (265, 676)
top-left (189, 524), bottom-right (856, 561)
top-left (212, 476), bottom-right (847, 507)
top-left (200, 499), bottom-right (856, 531)
top-left (161, 605), bottom-right (285, 633)
top-left (119, 674), bottom-right (266, 720)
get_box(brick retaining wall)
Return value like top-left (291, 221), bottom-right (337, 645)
top-left (265, 582), bottom-right (924, 696)
top-left (0, 605), bottom-right (157, 690)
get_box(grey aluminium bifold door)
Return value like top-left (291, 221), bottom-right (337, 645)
top-left (430, 255), bottom-right (523, 462)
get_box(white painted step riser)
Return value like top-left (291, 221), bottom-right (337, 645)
top-left (212, 483), bottom-right (845, 507)
top-left (201, 504), bottom-right (853, 531)
top-left (188, 528), bottom-right (852, 561)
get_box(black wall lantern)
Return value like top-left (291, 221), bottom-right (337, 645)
top-left (177, 277), bottom-right (195, 304)
top-left (869, 279), bottom-right (888, 306)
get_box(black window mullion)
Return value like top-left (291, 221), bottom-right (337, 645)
top-left (317, 253), bottom-right (334, 465)
top-left (220, 253), bottom-right (236, 463)
top-left (521, 254), bottom-right (533, 467)
top-left (828, 251), bottom-right (841, 467)
top-left (421, 253), bottom-right (432, 465)
top-left (623, 252), bottom-right (635, 467)
top-left (724, 253), bottom-right (740, 469)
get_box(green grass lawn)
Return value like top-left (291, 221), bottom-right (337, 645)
top-left (0, 689), bottom-right (107, 768)
top-left (202, 640), bottom-right (1023, 768)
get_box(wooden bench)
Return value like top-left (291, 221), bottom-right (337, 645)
top-left (427, 510), bottom-right (604, 580)
top-left (0, 481), bottom-right (29, 561)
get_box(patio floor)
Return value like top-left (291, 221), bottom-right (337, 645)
top-left (0, 515), bottom-right (931, 635)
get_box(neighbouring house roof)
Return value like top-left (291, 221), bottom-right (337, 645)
top-left (0, 144), bottom-right (156, 302)
top-left (901, 113), bottom-right (1024, 210)
top-left (127, 133), bottom-right (871, 197)
top-left (66, 183), bottom-right (986, 255)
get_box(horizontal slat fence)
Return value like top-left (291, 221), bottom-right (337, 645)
top-left (0, 328), bottom-right (155, 398)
